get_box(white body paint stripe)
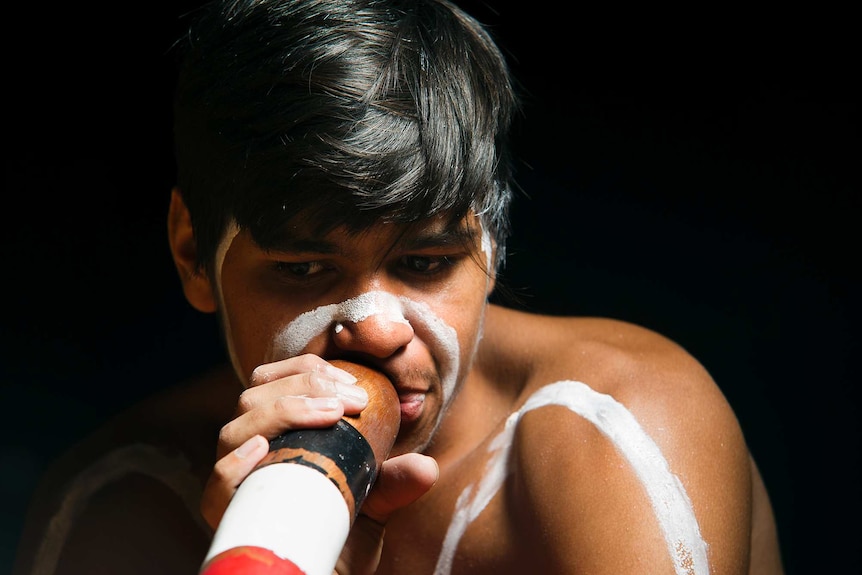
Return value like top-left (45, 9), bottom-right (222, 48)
top-left (434, 380), bottom-right (709, 575)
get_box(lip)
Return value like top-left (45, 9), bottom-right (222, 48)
top-left (398, 392), bottom-right (426, 423)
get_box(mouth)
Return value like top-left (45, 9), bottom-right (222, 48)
top-left (330, 358), bottom-right (428, 424)
top-left (398, 392), bottom-right (426, 424)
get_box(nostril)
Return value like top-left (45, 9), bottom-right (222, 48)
top-left (331, 316), bottom-right (414, 358)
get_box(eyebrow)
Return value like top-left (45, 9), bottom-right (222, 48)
top-left (264, 237), bottom-right (342, 255)
top-left (401, 226), bottom-right (481, 251)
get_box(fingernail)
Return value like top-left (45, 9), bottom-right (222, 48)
top-left (235, 435), bottom-right (266, 459)
top-left (337, 383), bottom-right (368, 403)
top-left (305, 396), bottom-right (341, 410)
top-left (317, 363), bottom-right (357, 385)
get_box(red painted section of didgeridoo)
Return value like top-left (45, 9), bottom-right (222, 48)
top-left (199, 546), bottom-right (307, 575)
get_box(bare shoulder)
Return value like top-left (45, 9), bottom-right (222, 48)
top-left (13, 364), bottom-right (239, 575)
top-left (482, 305), bottom-right (766, 573)
top-left (484, 304), bottom-right (734, 410)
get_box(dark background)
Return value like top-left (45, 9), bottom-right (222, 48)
top-left (3, 1), bottom-right (858, 573)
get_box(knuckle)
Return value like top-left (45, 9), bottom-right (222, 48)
top-left (249, 365), bottom-right (273, 386)
top-left (235, 390), bottom-right (256, 413)
top-left (271, 395), bottom-right (296, 417)
top-left (296, 353), bottom-right (323, 370)
top-left (211, 458), bottom-right (233, 483)
top-left (217, 424), bottom-right (239, 452)
top-left (303, 371), bottom-right (320, 394)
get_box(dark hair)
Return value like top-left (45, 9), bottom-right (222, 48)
top-left (173, 0), bottom-right (518, 273)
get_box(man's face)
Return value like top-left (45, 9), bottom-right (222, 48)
top-left (212, 214), bottom-right (495, 454)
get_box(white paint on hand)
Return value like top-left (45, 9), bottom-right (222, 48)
top-left (434, 380), bottom-right (709, 575)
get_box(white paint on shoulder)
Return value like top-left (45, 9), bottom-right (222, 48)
top-left (434, 380), bottom-right (709, 575)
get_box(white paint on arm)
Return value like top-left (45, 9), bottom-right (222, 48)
top-left (434, 380), bottom-right (709, 575)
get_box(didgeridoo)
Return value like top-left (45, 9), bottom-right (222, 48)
top-left (199, 360), bottom-right (400, 575)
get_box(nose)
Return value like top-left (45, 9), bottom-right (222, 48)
top-left (332, 314), bottom-right (414, 358)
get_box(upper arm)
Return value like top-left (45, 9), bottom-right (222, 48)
top-left (14, 374), bottom-right (232, 575)
top-left (509, 367), bottom-right (752, 574)
top-left (15, 438), bottom-right (213, 575)
top-left (39, 472), bottom-right (210, 575)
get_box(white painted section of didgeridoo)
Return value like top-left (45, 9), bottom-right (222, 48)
top-left (204, 463), bottom-right (351, 575)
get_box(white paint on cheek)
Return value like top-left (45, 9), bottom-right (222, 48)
top-left (433, 380), bottom-right (709, 575)
top-left (469, 221), bottom-right (492, 356)
top-left (268, 291), bottom-right (409, 359)
top-left (479, 223), bottom-right (492, 274)
top-left (268, 290), bottom-right (461, 409)
top-left (399, 296), bottom-right (460, 415)
top-left (214, 220), bottom-right (243, 382)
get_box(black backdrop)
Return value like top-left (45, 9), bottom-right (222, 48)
top-left (3, 2), bottom-right (858, 573)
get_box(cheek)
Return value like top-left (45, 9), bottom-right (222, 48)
top-left (451, 296), bottom-right (488, 367)
top-left (216, 232), bottom-right (300, 381)
top-left (404, 287), bottom-right (486, 399)
top-left (220, 283), bottom-right (292, 381)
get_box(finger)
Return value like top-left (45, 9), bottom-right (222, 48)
top-left (238, 365), bottom-right (368, 433)
top-left (239, 371), bottom-right (368, 414)
top-left (248, 354), bottom-right (358, 388)
top-left (201, 434), bottom-right (269, 530)
top-left (217, 395), bottom-right (346, 458)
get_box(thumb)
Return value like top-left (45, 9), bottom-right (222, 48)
top-left (363, 453), bottom-right (439, 523)
top-left (336, 453), bottom-right (438, 575)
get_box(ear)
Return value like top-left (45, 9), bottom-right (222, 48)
top-left (167, 188), bottom-right (218, 313)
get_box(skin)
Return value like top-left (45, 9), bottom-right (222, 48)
top-left (167, 188), bottom-right (782, 574)
top-left (12, 188), bottom-right (784, 575)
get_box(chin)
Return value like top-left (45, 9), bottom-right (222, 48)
top-left (389, 420), bottom-right (438, 457)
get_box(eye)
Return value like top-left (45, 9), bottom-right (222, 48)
top-left (273, 260), bottom-right (328, 278)
top-left (400, 255), bottom-right (454, 274)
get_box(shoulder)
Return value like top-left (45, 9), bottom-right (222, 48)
top-left (483, 305), bottom-right (727, 408)
top-left (483, 306), bottom-right (752, 573)
top-left (13, 365), bottom-right (239, 575)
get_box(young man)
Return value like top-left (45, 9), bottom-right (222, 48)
top-left (14, 0), bottom-right (784, 573)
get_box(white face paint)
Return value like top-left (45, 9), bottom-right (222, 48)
top-left (267, 290), bottom-right (461, 425)
top-left (469, 221), bottom-right (493, 357)
top-left (479, 223), bottom-right (493, 273)
top-left (214, 219), bottom-right (242, 379)
top-left (212, 217), bottom-right (487, 428)
top-left (434, 380), bottom-right (709, 575)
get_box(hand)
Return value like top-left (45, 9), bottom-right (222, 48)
top-left (336, 453), bottom-right (439, 575)
top-left (200, 354), bottom-right (369, 529)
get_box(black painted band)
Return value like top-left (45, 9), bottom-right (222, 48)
top-left (267, 420), bottom-right (377, 513)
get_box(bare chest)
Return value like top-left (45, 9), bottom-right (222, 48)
top-left (376, 430), bottom-right (532, 575)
